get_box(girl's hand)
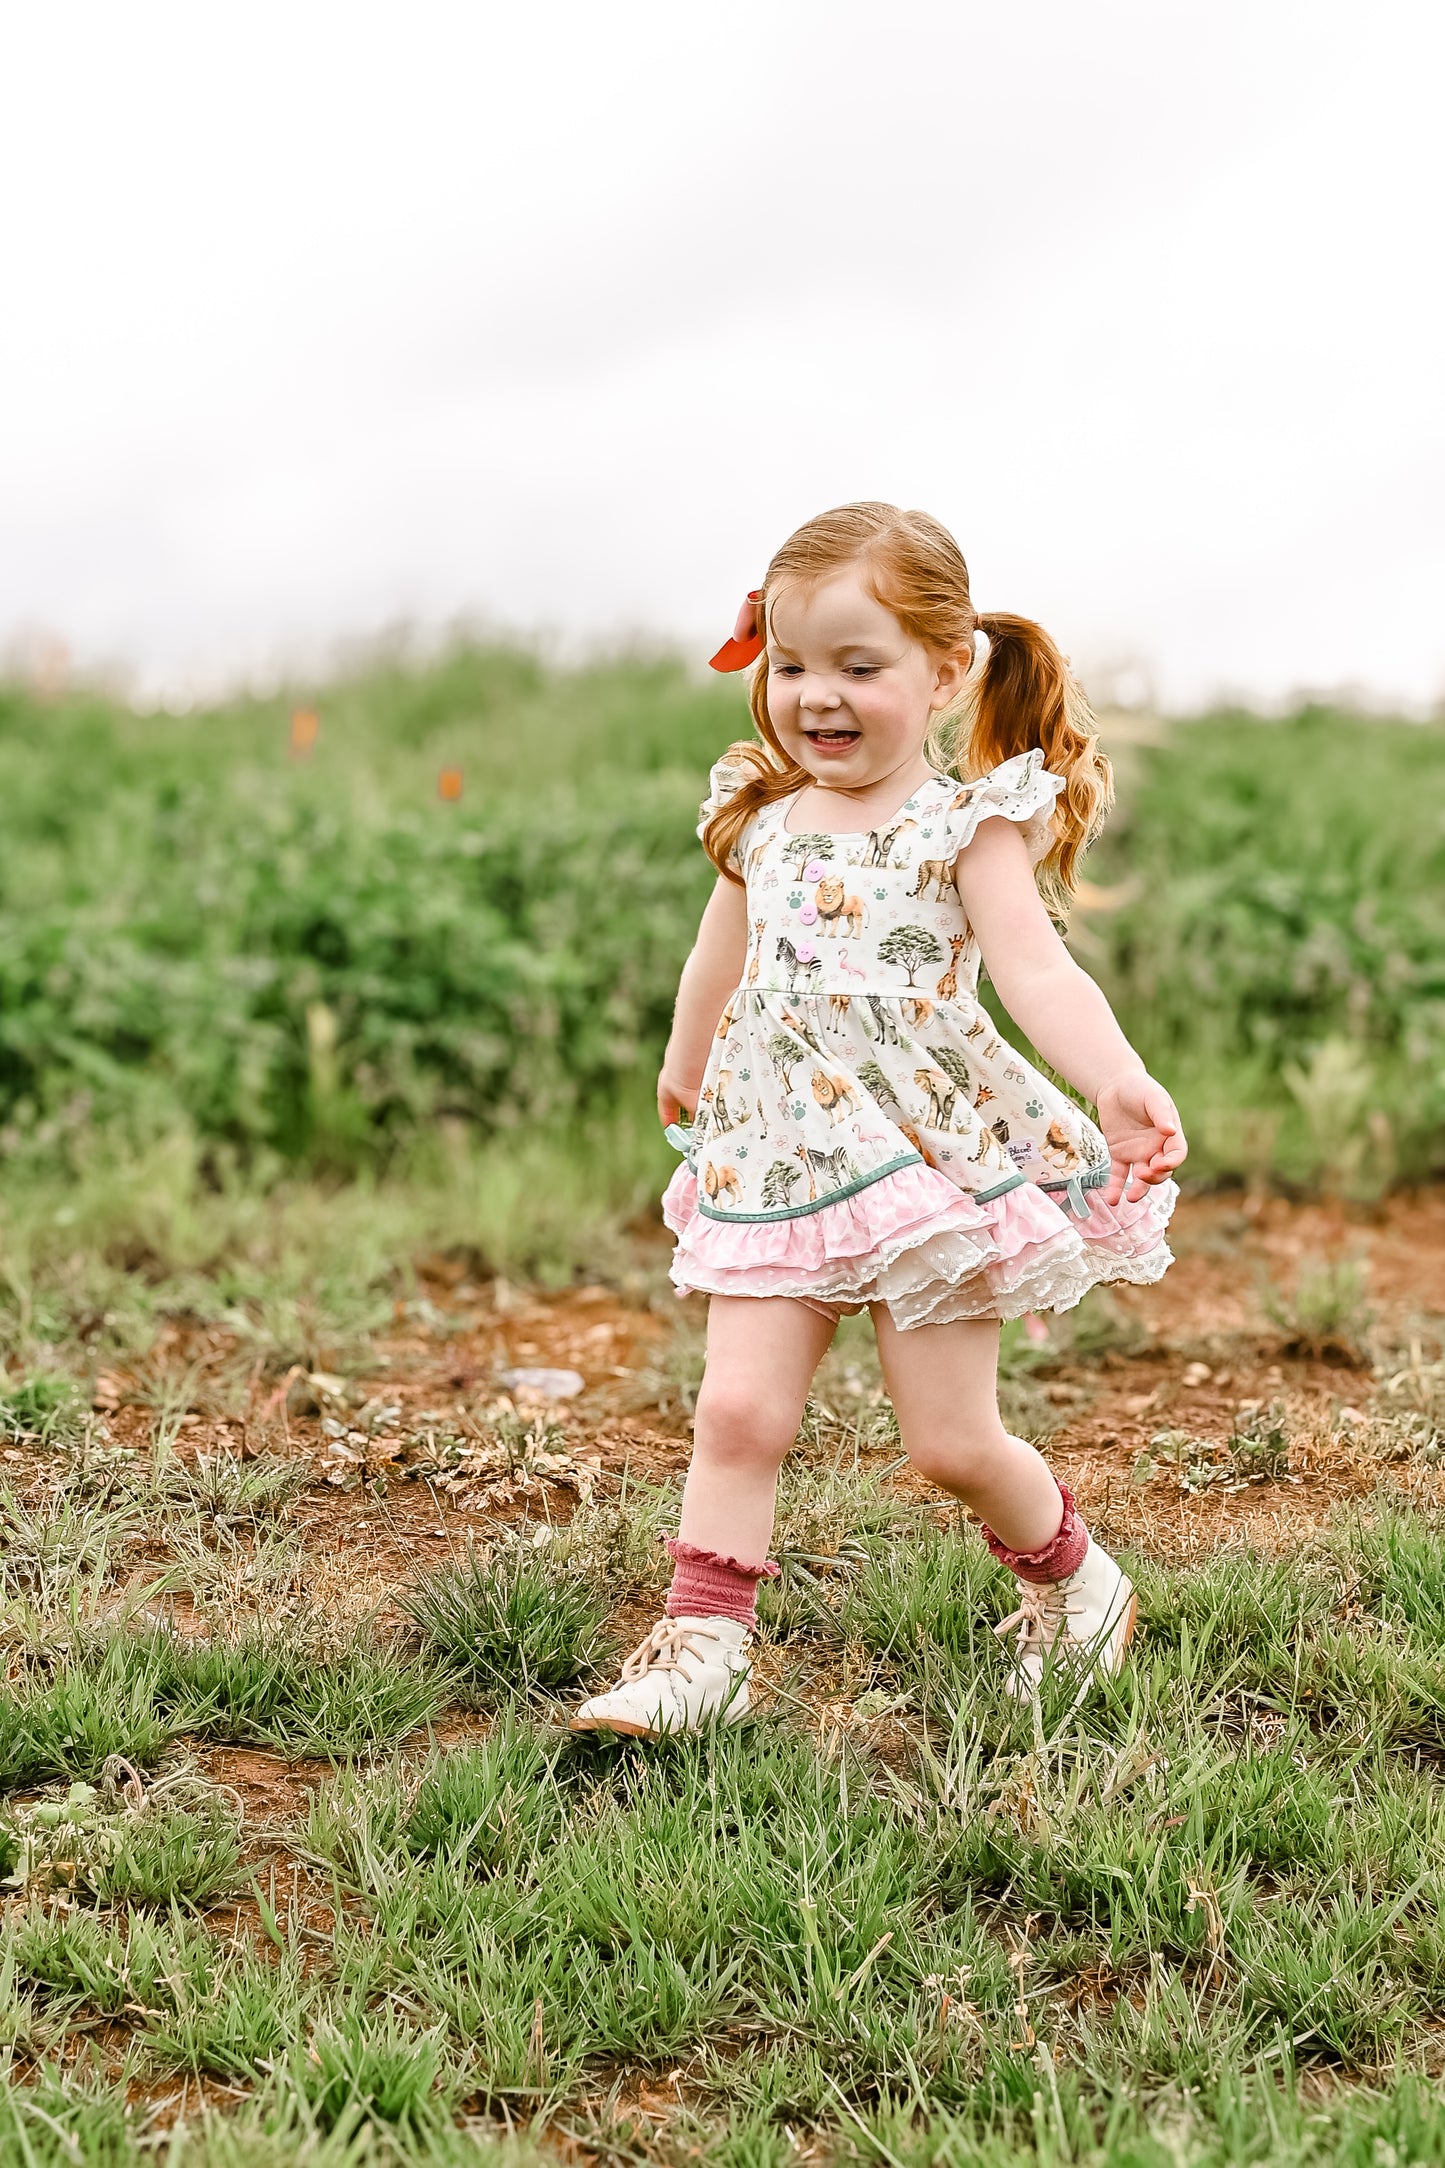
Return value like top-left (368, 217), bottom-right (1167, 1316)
top-left (1095, 1069), bottom-right (1187, 1205)
top-left (657, 1061), bottom-right (702, 1132)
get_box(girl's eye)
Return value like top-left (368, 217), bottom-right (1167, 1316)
top-left (771, 663), bottom-right (878, 678)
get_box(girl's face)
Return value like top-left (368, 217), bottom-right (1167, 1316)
top-left (765, 565), bottom-right (969, 792)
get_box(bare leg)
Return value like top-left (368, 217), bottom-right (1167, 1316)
top-left (868, 1306), bottom-right (1064, 1553)
top-left (677, 1296), bottom-right (839, 1562)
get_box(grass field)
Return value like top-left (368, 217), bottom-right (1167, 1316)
top-left (1, 1144), bottom-right (1444, 2162)
top-left (2, 650), bottom-right (1445, 2161)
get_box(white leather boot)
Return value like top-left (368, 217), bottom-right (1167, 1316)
top-left (993, 1536), bottom-right (1138, 1700)
top-left (569, 1614), bottom-right (753, 1738)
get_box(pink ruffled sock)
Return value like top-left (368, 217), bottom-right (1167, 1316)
top-left (979, 1477), bottom-right (1090, 1585)
top-left (663, 1536), bottom-right (781, 1630)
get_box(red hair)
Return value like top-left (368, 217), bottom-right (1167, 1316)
top-left (701, 501), bottom-right (1113, 918)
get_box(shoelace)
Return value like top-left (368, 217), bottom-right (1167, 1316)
top-left (617, 1618), bottom-right (724, 1684)
top-left (993, 1579), bottom-right (1090, 1663)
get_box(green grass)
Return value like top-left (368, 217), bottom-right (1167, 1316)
top-left (0, 1625), bottom-right (450, 1785)
top-left (5, 1486), bottom-right (1445, 2151)
top-left (0, 1224), bottom-right (1441, 2162)
top-left (400, 1540), bottom-right (608, 1700)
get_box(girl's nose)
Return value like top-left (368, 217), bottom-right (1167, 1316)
top-left (799, 677), bottom-right (840, 712)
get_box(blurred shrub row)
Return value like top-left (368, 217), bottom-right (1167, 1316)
top-left (0, 648), bottom-right (1440, 1189)
top-left (1082, 707), bottom-right (1445, 1190)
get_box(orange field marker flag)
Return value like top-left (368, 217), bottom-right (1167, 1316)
top-left (438, 767), bottom-right (463, 802)
top-left (289, 708), bottom-right (320, 756)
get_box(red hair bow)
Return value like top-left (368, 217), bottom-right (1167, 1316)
top-left (709, 590), bottom-right (764, 672)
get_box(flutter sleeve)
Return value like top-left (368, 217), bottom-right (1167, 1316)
top-left (942, 747), bottom-right (1066, 868)
top-left (696, 755), bottom-right (751, 873)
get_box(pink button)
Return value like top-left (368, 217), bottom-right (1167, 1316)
top-left (795, 941), bottom-right (817, 962)
top-left (799, 903), bottom-right (818, 924)
top-left (803, 860), bottom-right (825, 882)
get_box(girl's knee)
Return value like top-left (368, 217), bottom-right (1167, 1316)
top-left (693, 1378), bottom-right (799, 1468)
top-left (904, 1424), bottom-right (1007, 1492)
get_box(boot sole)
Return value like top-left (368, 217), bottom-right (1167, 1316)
top-left (569, 1698), bottom-right (752, 1742)
top-left (1117, 1587), bottom-right (1139, 1655)
top-left (569, 1715), bottom-right (656, 1738)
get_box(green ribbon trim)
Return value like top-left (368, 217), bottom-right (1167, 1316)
top-left (1037, 1161), bottom-right (1111, 1219)
top-left (692, 1150), bottom-right (926, 1224)
top-left (972, 1171), bottom-right (1026, 1204)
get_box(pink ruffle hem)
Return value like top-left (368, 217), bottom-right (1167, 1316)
top-left (661, 1156), bottom-right (1177, 1332)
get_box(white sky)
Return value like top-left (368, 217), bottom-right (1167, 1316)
top-left (3, 0), bottom-right (1442, 711)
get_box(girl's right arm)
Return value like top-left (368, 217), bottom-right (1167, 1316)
top-left (657, 874), bottom-right (750, 1128)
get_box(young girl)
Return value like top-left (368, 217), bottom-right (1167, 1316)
top-left (572, 503), bottom-right (1186, 1739)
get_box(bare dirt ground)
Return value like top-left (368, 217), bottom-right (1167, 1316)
top-left (69, 1185), bottom-right (1445, 1614)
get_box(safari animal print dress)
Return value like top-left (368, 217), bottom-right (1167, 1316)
top-left (661, 748), bottom-right (1178, 1331)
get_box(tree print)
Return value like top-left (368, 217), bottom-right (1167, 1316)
top-left (857, 1057), bottom-right (903, 1111)
top-left (929, 1046), bottom-right (972, 1096)
top-left (878, 923), bottom-right (944, 989)
top-left (761, 1159), bottom-right (805, 1210)
top-left (767, 1031), bottom-right (803, 1096)
top-left (781, 833), bottom-right (837, 872)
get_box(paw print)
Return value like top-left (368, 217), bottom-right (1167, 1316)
top-left (788, 892), bottom-right (804, 908)
top-left (874, 887), bottom-right (888, 900)
top-left (737, 1146), bottom-right (749, 1159)
top-left (791, 1103), bottom-right (806, 1121)
top-left (1025, 1098), bottom-right (1044, 1118)
top-left (921, 828), bottom-right (933, 838)
top-left (738, 1068), bottom-right (751, 1081)
top-left (940, 1149), bottom-right (953, 1162)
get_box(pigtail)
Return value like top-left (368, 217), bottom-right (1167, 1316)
top-left (962, 612), bottom-right (1114, 914)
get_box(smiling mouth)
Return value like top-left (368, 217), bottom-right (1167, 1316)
top-left (806, 729), bottom-right (859, 743)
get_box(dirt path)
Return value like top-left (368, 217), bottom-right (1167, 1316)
top-left (74, 1186), bottom-right (1444, 1601)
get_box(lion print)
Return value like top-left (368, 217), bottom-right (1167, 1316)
top-left (811, 1069), bottom-right (861, 1125)
top-left (814, 873), bottom-right (866, 939)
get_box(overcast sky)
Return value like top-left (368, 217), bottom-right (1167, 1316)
top-left (4, 0), bottom-right (1441, 711)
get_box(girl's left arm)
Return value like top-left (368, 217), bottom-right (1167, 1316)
top-left (955, 819), bottom-right (1187, 1207)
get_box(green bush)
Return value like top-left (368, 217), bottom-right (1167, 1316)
top-left (1080, 706), bottom-right (1445, 1183)
top-left (1, 658), bottom-right (1439, 1184)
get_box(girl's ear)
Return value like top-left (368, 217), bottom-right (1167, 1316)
top-left (929, 644), bottom-right (972, 711)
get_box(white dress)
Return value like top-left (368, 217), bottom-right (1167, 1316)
top-left (661, 749), bottom-right (1177, 1330)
